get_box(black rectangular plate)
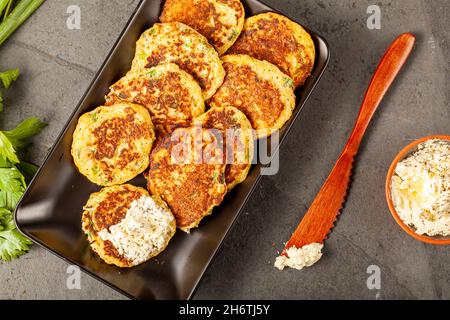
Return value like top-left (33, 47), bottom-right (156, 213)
top-left (15, 0), bottom-right (329, 300)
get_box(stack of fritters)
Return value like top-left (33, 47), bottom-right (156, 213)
top-left (131, 22), bottom-right (225, 100)
top-left (209, 55), bottom-right (296, 138)
top-left (228, 12), bottom-right (316, 87)
top-left (72, 0), bottom-right (316, 266)
top-left (160, 0), bottom-right (245, 55)
top-left (106, 63), bottom-right (204, 141)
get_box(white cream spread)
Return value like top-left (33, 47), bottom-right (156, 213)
top-left (391, 139), bottom-right (450, 236)
top-left (98, 196), bottom-right (175, 264)
top-left (274, 243), bottom-right (323, 271)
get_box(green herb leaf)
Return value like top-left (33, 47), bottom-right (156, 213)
top-left (16, 161), bottom-right (38, 184)
top-left (0, 208), bottom-right (13, 228)
top-left (4, 117), bottom-right (47, 150)
top-left (0, 167), bottom-right (26, 193)
top-left (283, 77), bottom-right (294, 89)
top-left (0, 156), bottom-right (11, 168)
top-left (0, 189), bottom-right (23, 211)
top-left (0, 226), bottom-right (32, 261)
top-left (0, 0), bottom-right (10, 18)
top-left (0, 163), bottom-right (33, 262)
top-left (147, 69), bottom-right (159, 77)
top-left (0, 68), bottom-right (19, 88)
top-left (0, 165), bottom-right (27, 213)
top-left (228, 29), bottom-right (240, 41)
top-left (0, 131), bottom-right (19, 164)
top-left (0, 65), bottom-right (44, 261)
top-left (89, 111), bottom-right (97, 122)
top-left (0, 207), bottom-right (11, 231)
top-left (2, 0), bottom-right (13, 21)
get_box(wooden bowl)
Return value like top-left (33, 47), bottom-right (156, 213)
top-left (386, 135), bottom-right (450, 245)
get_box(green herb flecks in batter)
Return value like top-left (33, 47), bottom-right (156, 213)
top-left (228, 29), bottom-right (240, 41)
top-left (90, 111), bottom-right (98, 122)
top-left (147, 69), bottom-right (160, 78)
top-left (147, 26), bottom-right (156, 35)
top-left (91, 165), bottom-right (100, 175)
top-left (0, 69), bottom-right (19, 88)
top-left (183, 39), bottom-right (192, 50)
top-left (283, 77), bottom-right (294, 89)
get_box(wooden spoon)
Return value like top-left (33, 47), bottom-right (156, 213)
top-left (284, 33), bottom-right (416, 252)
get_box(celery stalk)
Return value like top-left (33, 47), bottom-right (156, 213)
top-left (0, 0), bottom-right (9, 17)
top-left (0, 0), bottom-right (45, 47)
top-left (3, 0), bottom-right (13, 21)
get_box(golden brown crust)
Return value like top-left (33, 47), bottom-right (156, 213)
top-left (228, 12), bottom-right (315, 87)
top-left (91, 188), bottom-right (143, 231)
top-left (147, 127), bottom-right (227, 232)
top-left (160, 0), bottom-right (245, 55)
top-left (81, 184), bottom-right (176, 268)
top-left (221, 62), bottom-right (283, 126)
top-left (71, 103), bottom-right (155, 186)
top-left (91, 109), bottom-right (146, 171)
top-left (131, 22), bottom-right (225, 100)
top-left (102, 240), bottom-right (131, 266)
top-left (209, 55), bottom-right (296, 138)
top-left (82, 185), bottom-right (149, 267)
top-left (106, 64), bottom-right (204, 142)
top-left (195, 105), bottom-right (254, 190)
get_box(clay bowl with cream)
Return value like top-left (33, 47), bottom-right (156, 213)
top-left (386, 135), bottom-right (450, 245)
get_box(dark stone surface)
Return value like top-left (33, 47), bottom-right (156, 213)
top-left (0, 0), bottom-right (448, 299)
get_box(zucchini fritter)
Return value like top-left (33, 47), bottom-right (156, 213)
top-left (132, 22), bottom-right (225, 100)
top-left (210, 54), bottom-right (296, 138)
top-left (147, 127), bottom-right (227, 232)
top-left (228, 12), bottom-right (315, 87)
top-left (82, 184), bottom-right (176, 268)
top-left (72, 103), bottom-right (155, 186)
top-left (160, 0), bottom-right (245, 55)
top-left (195, 105), bottom-right (254, 190)
top-left (106, 63), bottom-right (204, 141)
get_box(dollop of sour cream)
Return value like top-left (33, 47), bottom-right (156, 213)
top-left (391, 139), bottom-right (450, 236)
top-left (98, 196), bottom-right (175, 265)
top-left (274, 243), bottom-right (323, 271)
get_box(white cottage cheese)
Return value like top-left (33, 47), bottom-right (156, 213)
top-left (274, 243), bottom-right (323, 271)
top-left (391, 139), bottom-right (450, 236)
top-left (98, 196), bottom-right (175, 265)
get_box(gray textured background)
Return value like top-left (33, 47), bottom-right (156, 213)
top-left (0, 0), bottom-right (449, 299)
